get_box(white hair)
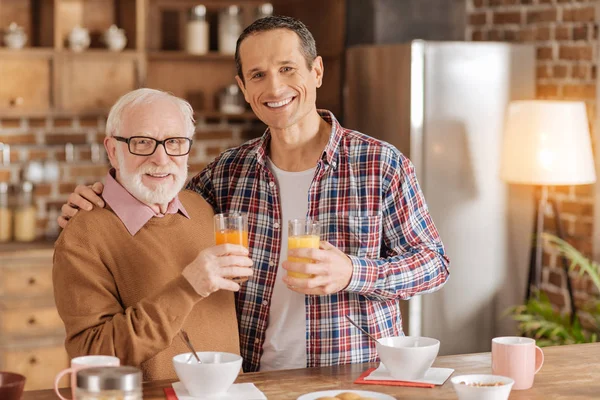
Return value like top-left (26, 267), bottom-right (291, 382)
top-left (105, 88), bottom-right (195, 138)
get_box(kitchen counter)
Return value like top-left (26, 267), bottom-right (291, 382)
top-left (22, 342), bottom-right (600, 399)
top-left (0, 241), bottom-right (55, 257)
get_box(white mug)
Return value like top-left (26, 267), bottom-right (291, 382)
top-left (54, 355), bottom-right (120, 399)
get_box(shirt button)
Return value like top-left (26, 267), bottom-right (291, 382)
top-left (269, 261), bottom-right (275, 267)
top-left (255, 338), bottom-right (260, 344)
top-left (273, 222), bottom-right (280, 229)
top-left (262, 301), bottom-right (268, 306)
top-left (269, 181), bottom-right (275, 188)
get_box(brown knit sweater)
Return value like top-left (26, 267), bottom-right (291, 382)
top-left (53, 190), bottom-right (240, 380)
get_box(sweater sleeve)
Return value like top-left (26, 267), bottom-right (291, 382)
top-left (53, 237), bottom-right (203, 367)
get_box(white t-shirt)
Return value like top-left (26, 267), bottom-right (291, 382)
top-left (259, 159), bottom-right (315, 371)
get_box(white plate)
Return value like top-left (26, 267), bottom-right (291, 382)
top-left (297, 389), bottom-right (396, 400)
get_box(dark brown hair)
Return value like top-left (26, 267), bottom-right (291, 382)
top-left (235, 15), bottom-right (317, 84)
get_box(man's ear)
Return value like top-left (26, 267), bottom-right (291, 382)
top-left (104, 136), bottom-right (119, 170)
top-left (235, 75), bottom-right (250, 103)
top-left (312, 56), bottom-right (324, 88)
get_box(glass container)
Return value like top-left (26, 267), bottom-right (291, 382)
top-left (186, 5), bottom-right (209, 55)
top-left (75, 366), bottom-right (142, 400)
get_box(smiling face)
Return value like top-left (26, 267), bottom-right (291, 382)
top-left (235, 29), bottom-right (323, 131)
top-left (105, 98), bottom-right (189, 207)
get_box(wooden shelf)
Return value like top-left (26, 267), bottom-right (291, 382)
top-left (150, 0), bottom-right (269, 10)
top-left (196, 111), bottom-right (260, 121)
top-left (57, 49), bottom-right (142, 59)
top-left (0, 48), bottom-right (55, 58)
top-left (148, 51), bottom-right (235, 62)
top-left (0, 109), bottom-right (107, 119)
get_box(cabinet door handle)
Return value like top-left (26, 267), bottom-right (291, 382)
top-left (28, 277), bottom-right (36, 285)
top-left (27, 317), bottom-right (37, 325)
top-left (29, 356), bottom-right (38, 365)
top-left (9, 97), bottom-right (24, 107)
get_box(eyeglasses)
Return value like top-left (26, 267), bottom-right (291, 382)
top-left (113, 136), bottom-right (193, 156)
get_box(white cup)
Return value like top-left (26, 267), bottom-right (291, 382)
top-left (54, 355), bottom-right (120, 399)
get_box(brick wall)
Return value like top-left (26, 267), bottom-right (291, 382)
top-left (0, 115), bottom-right (260, 241)
top-left (466, 0), bottom-right (599, 321)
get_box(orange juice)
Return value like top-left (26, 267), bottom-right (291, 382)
top-left (287, 234), bottom-right (319, 278)
top-left (215, 229), bottom-right (249, 247)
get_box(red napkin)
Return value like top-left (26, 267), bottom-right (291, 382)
top-left (164, 387), bottom-right (177, 400)
top-left (354, 368), bottom-right (435, 388)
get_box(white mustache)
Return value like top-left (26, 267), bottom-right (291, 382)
top-left (139, 166), bottom-right (179, 175)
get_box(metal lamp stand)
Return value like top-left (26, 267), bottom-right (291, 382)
top-left (525, 185), bottom-right (576, 320)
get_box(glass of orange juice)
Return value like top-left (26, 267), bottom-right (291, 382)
top-left (214, 212), bottom-right (249, 283)
top-left (287, 218), bottom-right (320, 279)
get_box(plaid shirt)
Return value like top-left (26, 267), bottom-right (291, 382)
top-left (187, 110), bottom-right (450, 372)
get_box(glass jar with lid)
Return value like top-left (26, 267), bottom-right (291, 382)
top-left (75, 366), bottom-right (142, 400)
top-left (186, 5), bottom-right (209, 55)
top-left (219, 84), bottom-right (246, 114)
top-left (14, 181), bottom-right (36, 242)
top-left (0, 183), bottom-right (12, 242)
top-left (254, 3), bottom-right (273, 21)
top-left (218, 5), bottom-right (243, 55)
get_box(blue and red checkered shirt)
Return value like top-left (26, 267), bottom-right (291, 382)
top-left (187, 110), bottom-right (450, 372)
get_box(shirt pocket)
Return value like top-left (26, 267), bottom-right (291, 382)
top-left (322, 214), bottom-right (383, 259)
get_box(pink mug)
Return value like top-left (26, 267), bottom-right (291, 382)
top-left (54, 355), bottom-right (120, 399)
top-left (492, 336), bottom-right (544, 390)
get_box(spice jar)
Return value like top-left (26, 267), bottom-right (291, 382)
top-left (75, 366), bottom-right (142, 400)
top-left (186, 5), bottom-right (209, 55)
top-left (218, 5), bottom-right (243, 55)
top-left (254, 3), bottom-right (273, 21)
top-left (0, 183), bottom-right (11, 242)
top-left (14, 181), bottom-right (36, 242)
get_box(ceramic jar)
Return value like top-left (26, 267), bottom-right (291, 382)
top-left (103, 25), bottom-right (127, 52)
top-left (3, 22), bottom-right (27, 49)
top-left (68, 25), bottom-right (90, 52)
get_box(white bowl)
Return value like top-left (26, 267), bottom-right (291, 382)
top-left (375, 336), bottom-right (439, 380)
top-left (451, 374), bottom-right (514, 400)
top-left (172, 351), bottom-right (242, 397)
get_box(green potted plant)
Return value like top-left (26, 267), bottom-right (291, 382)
top-left (508, 233), bottom-right (600, 346)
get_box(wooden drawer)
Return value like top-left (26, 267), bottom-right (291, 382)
top-left (0, 306), bottom-right (63, 336)
top-left (1, 342), bottom-right (68, 391)
top-left (0, 56), bottom-right (52, 112)
top-left (0, 265), bottom-right (53, 297)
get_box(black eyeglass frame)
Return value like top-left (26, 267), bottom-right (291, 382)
top-left (113, 136), bottom-right (193, 156)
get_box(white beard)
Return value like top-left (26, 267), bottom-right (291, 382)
top-left (116, 147), bottom-right (188, 207)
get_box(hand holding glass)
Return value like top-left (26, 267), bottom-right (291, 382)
top-left (287, 218), bottom-right (320, 279)
top-left (214, 212), bottom-right (249, 283)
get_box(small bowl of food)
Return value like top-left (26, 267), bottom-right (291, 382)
top-left (451, 374), bottom-right (514, 400)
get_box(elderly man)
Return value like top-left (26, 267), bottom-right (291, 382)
top-left (52, 88), bottom-right (253, 380)
top-left (59, 16), bottom-right (450, 373)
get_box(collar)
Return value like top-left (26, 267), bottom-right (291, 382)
top-left (103, 169), bottom-right (190, 236)
top-left (255, 109), bottom-right (343, 170)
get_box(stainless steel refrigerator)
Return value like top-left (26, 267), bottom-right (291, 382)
top-left (344, 41), bottom-right (536, 355)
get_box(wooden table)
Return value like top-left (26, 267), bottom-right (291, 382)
top-left (23, 342), bottom-right (599, 399)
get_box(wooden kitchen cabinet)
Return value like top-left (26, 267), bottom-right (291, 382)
top-left (0, 244), bottom-right (69, 391)
top-left (56, 51), bottom-right (142, 112)
top-left (0, 0), bottom-right (345, 117)
top-left (0, 51), bottom-right (53, 113)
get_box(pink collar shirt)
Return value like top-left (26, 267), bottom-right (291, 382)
top-left (103, 169), bottom-right (189, 236)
